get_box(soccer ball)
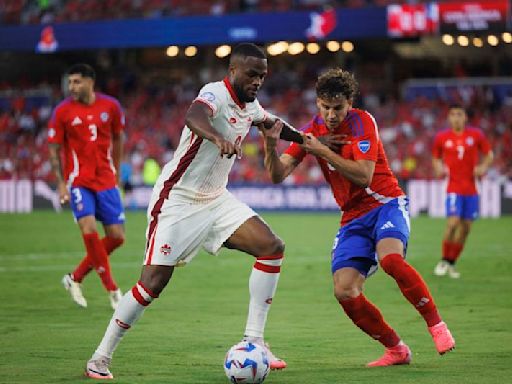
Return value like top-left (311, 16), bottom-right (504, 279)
top-left (224, 341), bottom-right (270, 383)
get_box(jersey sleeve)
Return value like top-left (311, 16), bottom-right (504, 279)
top-left (251, 98), bottom-right (268, 124)
top-left (432, 133), bottom-right (443, 159)
top-left (111, 99), bottom-right (125, 134)
top-left (193, 83), bottom-right (223, 118)
top-left (283, 122), bottom-right (314, 162)
top-left (351, 111), bottom-right (378, 162)
top-left (476, 130), bottom-right (492, 155)
top-left (47, 105), bottom-right (65, 145)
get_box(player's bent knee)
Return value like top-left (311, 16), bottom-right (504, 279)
top-left (140, 266), bottom-right (174, 296)
top-left (253, 236), bottom-right (285, 257)
top-left (334, 285), bottom-right (361, 302)
top-left (273, 237), bottom-right (285, 254)
top-left (111, 235), bottom-right (125, 247)
top-left (266, 236), bottom-right (285, 256)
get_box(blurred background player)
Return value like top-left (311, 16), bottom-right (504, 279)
top-left (85, 43), bottom-right (303, 379)
top-left (432, 104), bottom-right (493, 278)
top-left (261, 68), bottom-right (455, 367)
top-left (48, 64), bottom-right (125, 309)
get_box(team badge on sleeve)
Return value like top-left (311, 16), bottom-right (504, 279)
top-left (100, 112), bottom-right (109, 122)
top-left (199, 92), bottom-right (216, 102)
top-left (357, 140), bottom-right (371, 153)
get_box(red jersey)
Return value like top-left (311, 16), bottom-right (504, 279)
top-left (432, 127), bottom-right (491, 195)
top-left (48, 92), bottom-right (125, 191)
top-left (285, 109), bottom-right (404, 226)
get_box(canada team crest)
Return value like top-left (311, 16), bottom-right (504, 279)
top-left (160, 244), bottom-right (172, 256)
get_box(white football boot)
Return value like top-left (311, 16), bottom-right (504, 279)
top-left (434, 260), bottom-right (449, 276)
top-left (85, 356), bottom-right (113, 379)
top-left (108, 288), bottom-right (123, 310)
top-left (447, 265), bottom-right (461, 279)
top-left (62, 274), bottom-right (87, 308)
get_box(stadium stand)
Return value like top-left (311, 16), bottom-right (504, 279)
top-left (1, 0), bottom-right (429, 25)
top-left (1, 62), bottom-right (510, 184)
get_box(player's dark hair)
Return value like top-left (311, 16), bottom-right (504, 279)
top-left (67, 63), bottom-right (96, 80)
top-left (230, 43), bottom-right (267, 62)
top-left (316, 68), bottom-right (358, 101)
top-left (448, 103), bottom-right (465, 111)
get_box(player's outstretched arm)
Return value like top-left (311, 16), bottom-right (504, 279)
top-left (261, 114), bottom-right (303, 144)
top-left (48, 143), bottom-right (70, 204)
top-left (185, 102), bottom-right (240, 158)
top-left (432, 157), bottom-right (445, 178)
top-left (474, 150), bottom-right (494, 177)
top-left (112, 131), bottom-right (123, 185)
top-left (302, 133), bottom-right (375, 187)
top-left (259, 120), bottom-right (299, 183)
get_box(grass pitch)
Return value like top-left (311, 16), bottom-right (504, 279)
top-left (0, 211), bottom-right (511, 384)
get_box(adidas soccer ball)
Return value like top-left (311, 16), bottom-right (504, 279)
top-left (224, 341), bottom-right (270, 384)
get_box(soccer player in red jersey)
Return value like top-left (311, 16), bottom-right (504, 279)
top-left (261, 68), bottom-right (455, 367)
top-left (432, 105), bottom-right (493, 278)
top-left (48, 64), bottom-right (125, 309)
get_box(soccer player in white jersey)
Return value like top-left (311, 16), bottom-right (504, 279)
top-left (85, 43), bottom-right (303, 380)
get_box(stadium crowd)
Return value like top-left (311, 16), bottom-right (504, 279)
top-left (2, 0), bottom-right (433, 25)
top-left (1, 60), bottom-right (510, 185)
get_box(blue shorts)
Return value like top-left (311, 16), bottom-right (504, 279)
top-left (446, 193), bottom-right (479, 220)
top-left (331, 197), bottom-right (410, 277)
top-left (69, 186), bottom-right (125, 225)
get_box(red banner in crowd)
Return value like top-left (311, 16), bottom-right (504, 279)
top-left (388, 1), bottom-right (510, 37)
top-left (387, 4), bottom-right (438, 37)
top-left (438, 0), bottom-right (510, 33)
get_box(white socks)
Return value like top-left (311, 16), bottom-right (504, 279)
top-left (94, 282), bottom-right (157, 359)
top-left (244, 254), bottom-right (284, 339)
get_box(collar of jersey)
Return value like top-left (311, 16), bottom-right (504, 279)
top-left (223, 77), bottom-right (245, 110)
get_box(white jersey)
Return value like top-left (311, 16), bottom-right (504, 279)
top-left (152, 78), bottom-right (268, 203)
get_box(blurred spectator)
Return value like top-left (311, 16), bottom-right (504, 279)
top-left (1, 0), bottom-right (425, 25)
top-left (1, 61), bottom-right (510, 185)
top-left (142, 157), bottom-right (161, 186)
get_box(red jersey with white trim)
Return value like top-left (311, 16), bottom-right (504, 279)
top-left (285, 109), bottom-right (404, 226)
top-left (432, 127), bottom-right (491, 195)
top-left (47, 92), bottom-right (125, 191)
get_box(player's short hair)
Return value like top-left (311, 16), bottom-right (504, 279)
top-left (67, 63), bottom-right (96, 80)
top-left (316, 68), bottom-right (358, 101)
top-left (230, 43), bottom-right (267, 62)
top-left (448, 103), bottom-right (465, 111)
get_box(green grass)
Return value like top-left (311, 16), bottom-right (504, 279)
top-left (0, 211), bottom-right (511, 384)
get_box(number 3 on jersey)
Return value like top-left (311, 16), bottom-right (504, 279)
top-left (88, 124), bottom-right (98, 141)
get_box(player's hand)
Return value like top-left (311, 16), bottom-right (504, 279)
top-left (57, 182), bottom-right (70, 205)
top-left (300, 133), bottom-right (329, 156)
top-left (213, 136), bottom-right (242, 159)
top-left (259, 120), bottom-right (283, 147)
top-left (474, 165), bottom-right (487, 177)
top-left (317, 134), bottom-right (351, 152)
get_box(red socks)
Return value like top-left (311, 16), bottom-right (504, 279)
top-left (339, 294), bottom-right (401, 348)
top-left (81, 232), bottom-right (118, 291)
top-left (380, 253), bottom-right (441, 327)
top-left (73, 236), bottom-right (124, 283)
top-left (442, 240), bottom-right (464, 264)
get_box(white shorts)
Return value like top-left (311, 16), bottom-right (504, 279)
top-left (143, 190), bottom-right (257, 266)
